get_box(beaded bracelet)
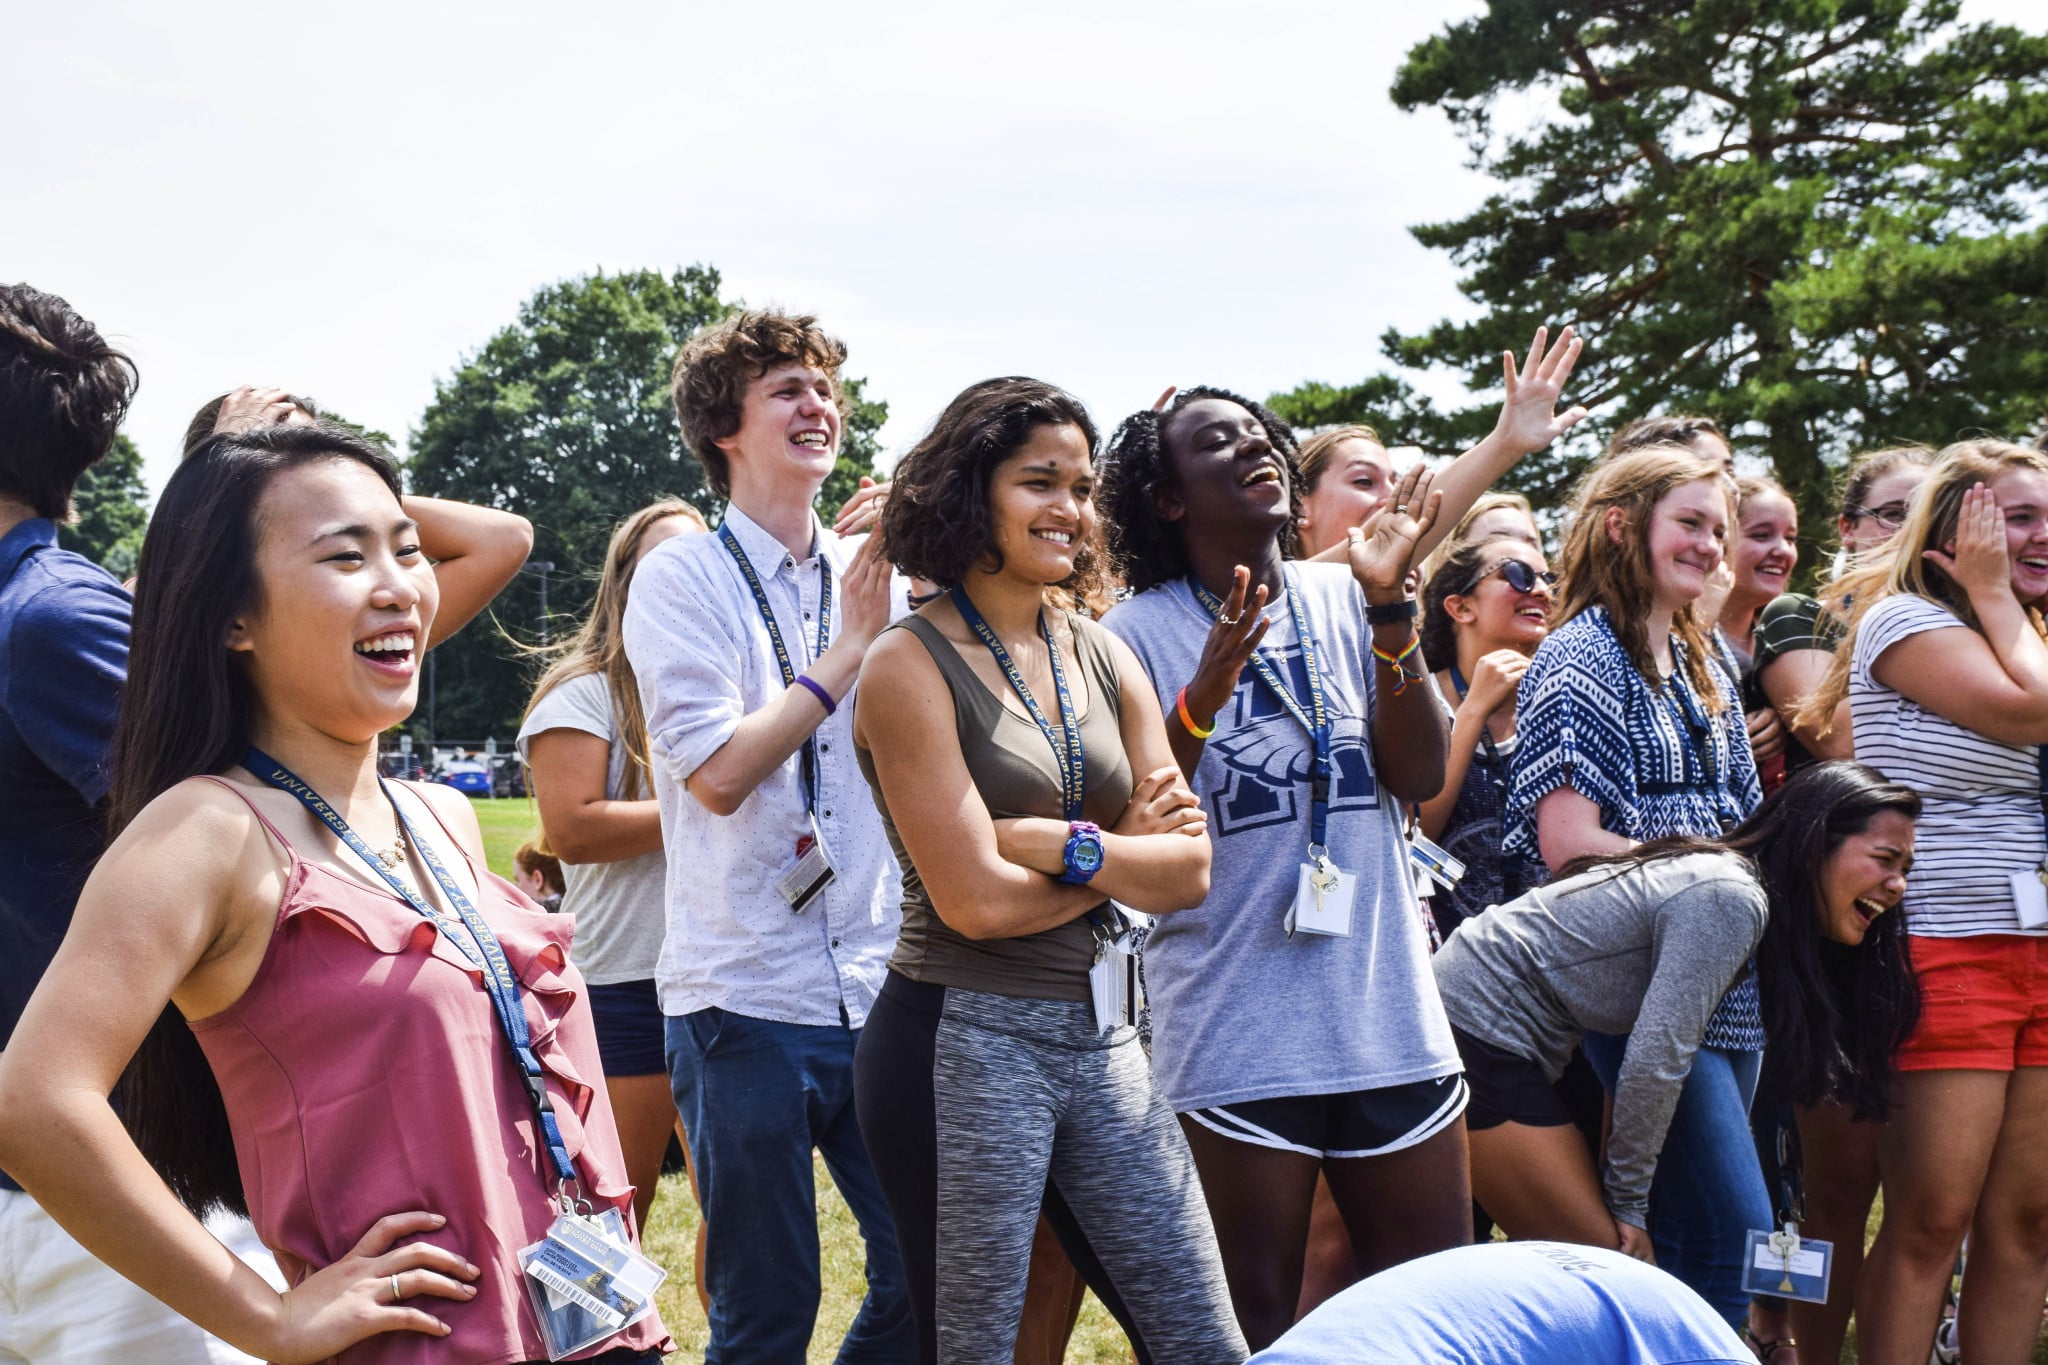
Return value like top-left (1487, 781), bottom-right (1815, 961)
top-left (1175, 686), bottom-right (1217, 739)
top-left (1371, 636), bottom-right (1426, 696)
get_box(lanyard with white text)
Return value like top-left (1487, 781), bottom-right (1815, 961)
top-left (949, 586), bottom-right (1085, 822)
top-left (720, 523), bottom-right (833, 816)
top-left (1190, 569), bottom-right (1334, 852)
top-left (242, 746), bottom-right (579, 1189)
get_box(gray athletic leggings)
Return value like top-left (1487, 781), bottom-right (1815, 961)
top-left (853, 971), bottom-right (1247, 1365)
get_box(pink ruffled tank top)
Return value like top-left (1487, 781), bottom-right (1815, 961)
top-left (188, 779), bottom-right (670, 1364)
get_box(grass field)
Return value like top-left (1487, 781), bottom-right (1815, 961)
top-left (466, 797), bottom-right (1134, 1360)
top-left (467, 800), bottom-right (2048, 1364)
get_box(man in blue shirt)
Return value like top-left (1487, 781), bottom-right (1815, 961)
top-left (0, 283), bottom-right (264, 1364)
top-left (1249, 1242), bottom-right (1751, 1364)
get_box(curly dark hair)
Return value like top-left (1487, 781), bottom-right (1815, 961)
top-left (670, 309), bottom-right (849, 498)
top-left (881, 377), bottom-right (1110, 601)
top-left (0, 283), bottom-right (138, 519)
top-left (1099, 386), bottom-right (1301, 594)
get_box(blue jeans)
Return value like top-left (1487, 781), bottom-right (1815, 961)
top-left (1581, 1033), bottom-right (1770, 1326)
top-left (667, 1008), bottom-right (915, 1365)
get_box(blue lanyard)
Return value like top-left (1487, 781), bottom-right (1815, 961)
top-left (719, 523), bottom-right (834, 816)
top-left (241, 747), bottom-right (579, 1190)
top-left (949, 587), bottom-right (1085, 821)
top-left (1190, 569), bottom-right (1334, 852)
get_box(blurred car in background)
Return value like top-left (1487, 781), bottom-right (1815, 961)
top-left (438, 759), bottom-right (494, 796)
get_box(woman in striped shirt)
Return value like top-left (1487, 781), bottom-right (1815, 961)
top-left (1800, 438), bottom-right (2048, 1365)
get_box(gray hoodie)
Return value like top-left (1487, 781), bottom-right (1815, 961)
top-left (1433, 850), bottom-right (1767, 1228)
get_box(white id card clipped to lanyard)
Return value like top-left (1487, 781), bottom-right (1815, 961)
top-left (775, 812), bottom-right (836, 912)
top-left (1087, 907), bottom-right (1144, 1032)
top-left (519, 1204), bottom-right (666, 1359)
top-left (1289, 850), bottom-right (1355, 938)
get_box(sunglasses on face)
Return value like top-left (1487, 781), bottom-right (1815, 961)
top-left (1467, 559), bottom-right (1557, 595)
top-left (1848, 502), bottom-right (1909, 530)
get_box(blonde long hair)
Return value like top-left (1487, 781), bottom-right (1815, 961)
top-left (1553, 445), bottom-right (1732, 711)
top-left (1798, 438), bottom-right (2048, 737)
top-left (523, 499), bottom-right (707, 802)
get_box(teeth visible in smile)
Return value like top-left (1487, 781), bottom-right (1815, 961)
top-left (1241, 466), bottom-right (1278, 487)
top-left (1854, 896), bottom-right (1888, 920)
top-left (356, 633), bottom-right (414, 656)
top-left (792, 431), bottom-right (828, 448)
top-left (1032, 530), bottom-right (1072, 544)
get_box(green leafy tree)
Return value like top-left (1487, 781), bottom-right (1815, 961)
top-left (406, 265), bottom-right (885, 741)
top-left (1363, 0), bottom-right (2048, 528)
top-left (1266, 375), bottom-right (1434, 444)
top-left (60, 434), bottom-right (148, 578)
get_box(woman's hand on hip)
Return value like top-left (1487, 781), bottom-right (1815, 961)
top-left (256, 1211), bottom-right (477, 1363)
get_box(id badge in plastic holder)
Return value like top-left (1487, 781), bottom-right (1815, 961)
top-left (519, 1207), bottom-right (666, 1360)
top-left (1088, 934), bottom-right (1143, 1033)
top-left (1739, 1225), bottom-right (1833, 1304)
top-left (775, 814), bottom-right (837, 912)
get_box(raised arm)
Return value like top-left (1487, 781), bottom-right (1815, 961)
top-left (1413, 326), bottom-right (1587, 561)
top-left (1350, 463), bottom-right (1450, 803)
top-left (1877, 484), bottom-right (2048, 746)
top-left (406, 496), bottom-right (533, 650)
top-left (0, 784), bottom-right (476, 1363)
top-left (626, 534), bottom-right (893, 817)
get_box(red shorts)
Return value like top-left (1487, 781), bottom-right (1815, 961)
top-left (1899, 934), bottom-right (2048, 1072)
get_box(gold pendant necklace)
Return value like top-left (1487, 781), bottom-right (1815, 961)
top-left (372, 829), bottom-right (406, 871)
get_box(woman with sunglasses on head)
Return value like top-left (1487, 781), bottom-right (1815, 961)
top-left (1739, 446), bottom-right (1933, 1365)
top-left (1095, 327), bottom-right (1586, 1351)
top-left (852, 378), bottom-right (1243, 1365)
top-left (1414, 535), bottom-right (1556, 942)
top-left (1503, 445), bottom-right (1767, 1334)
top-left (1797, 440), bottom-right (2048, 1365)
top-left (0, 425), bottom-right (667, 1364)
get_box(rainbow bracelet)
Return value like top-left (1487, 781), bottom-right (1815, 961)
top-left (1371, 636), bottom-right (1426, 696)
top-left (1176, 686), bottom-right (1217, 739)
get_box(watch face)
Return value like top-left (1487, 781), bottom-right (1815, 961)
top-left (1072, 839), bottom-right (1104, 874)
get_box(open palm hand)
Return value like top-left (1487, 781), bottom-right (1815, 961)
top-left (1493, 325), bottom-right (1589, 455)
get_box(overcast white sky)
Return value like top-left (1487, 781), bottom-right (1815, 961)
top-left (8, 0), bottom-right (2035, 496)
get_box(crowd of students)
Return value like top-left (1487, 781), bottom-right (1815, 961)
top-left (0, 282), bottom-right (2045, 1365)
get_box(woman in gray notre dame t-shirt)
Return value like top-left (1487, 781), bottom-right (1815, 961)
top-left (1435, 761), bottom-right (1923, 1263)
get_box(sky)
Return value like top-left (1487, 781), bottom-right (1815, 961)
top-left (7, 0), bottom-right (2035, 496)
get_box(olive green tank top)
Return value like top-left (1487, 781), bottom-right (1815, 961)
top-left (856, 609), bottom-right (1135, 1001)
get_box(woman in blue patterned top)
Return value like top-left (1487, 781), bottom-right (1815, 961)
top-left (1503, 445), bottom-right (1766, 1333)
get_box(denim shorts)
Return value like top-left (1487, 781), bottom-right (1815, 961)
top-left (585, 978), bottom-right (666, 1075)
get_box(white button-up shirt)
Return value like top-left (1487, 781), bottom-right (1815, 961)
top-left (623, 504), bottom-right (905, 1027)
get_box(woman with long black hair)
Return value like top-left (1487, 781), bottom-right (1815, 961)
top-left (0, 425), bottom-right (666, 1364)
top-left (1439, 760), bottom-right (1921, 1259)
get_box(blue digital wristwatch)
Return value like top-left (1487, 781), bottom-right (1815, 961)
top-left (1059, 821), bottom-right (1105, 886)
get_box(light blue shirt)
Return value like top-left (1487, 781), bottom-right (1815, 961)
top-left (1251, 1242), bottom-right (1749, 1364)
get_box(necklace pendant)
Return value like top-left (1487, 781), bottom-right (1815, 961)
top-left (376, 846), bottom-right (405, 870)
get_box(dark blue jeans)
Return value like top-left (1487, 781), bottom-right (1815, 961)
top-left (667, 1008), bottom-right (915, 1365)
top-left (1581, 1033), bottom-right (1770, 1327)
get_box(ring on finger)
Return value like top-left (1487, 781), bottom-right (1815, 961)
top-left (1217, 613), bottom-right (1241, 627)
top-left (388, 1273), bottom-right (403, 1303)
